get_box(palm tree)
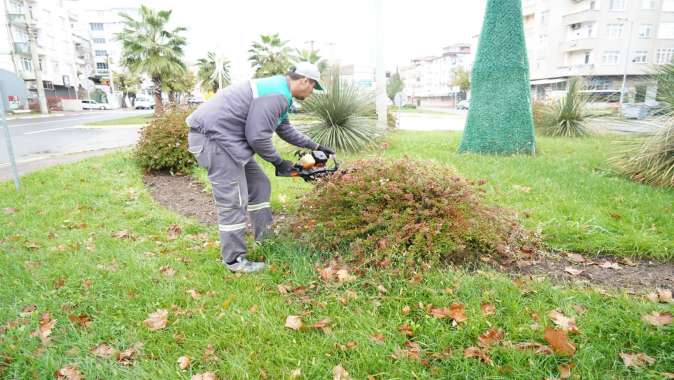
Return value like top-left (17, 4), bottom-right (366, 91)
top-left (116, 6), bottom-right (187, 115)
top-left (248, 34), bottom-right (293, 78)
top-left (293, 48), bottom-right (328, 73)
top-left (196, 52), bottom-right (231, 93)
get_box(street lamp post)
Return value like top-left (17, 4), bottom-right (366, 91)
top-left (0, 88), bottom-right (21, 191)
top-left (618, 18), bottom-right (634, 109)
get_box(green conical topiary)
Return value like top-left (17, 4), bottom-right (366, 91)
top-left (459, 0), bottom-right (536, 155)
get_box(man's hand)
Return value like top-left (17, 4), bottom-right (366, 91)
top-left (317, 145), bottom-right (335, 156)
top-left (274, 160), bottom-right (295, 177)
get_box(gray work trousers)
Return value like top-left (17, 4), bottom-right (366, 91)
top-left (188, 131), bottom-right (273, 263)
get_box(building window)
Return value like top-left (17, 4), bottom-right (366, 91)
top-left (589, 78), bottom-right (613, 90)
top-left (607, 23), bottom-right (625, 38)
top-left (664, 0), bottom-right (674, 10)
top-left (602, 50), bottom-right (621, 65)
top-left (95, 50), bottom-right (108, 57)
top-left (656, 48), bottom-right (674, 64)
top-left (641, 0), bottom-right (656, 8)
top-left (20, 57), bottom-right (32, 72)
top-left (609, 0), bottom-right (626, 10)
top-left (584, 51), bottom-right (592, 64)
top-left (96, 62), bottom-right (109, 70)
top-left (658, 23), bottom-right (674, 38)
top-left (639, 24), bottom-right (653, 38)
top-left (539, 11), bottom-right (550, 27)
top-left (633, 50), bottom-right (648, 63)
top-left (93, 38), bottom-right (106, 44)
top-left (12, 27), bottom-right (28, 42)
top-left (89, 23), bottom-right (104, 31)
top-left (8, 0), bottom-right (23, 13)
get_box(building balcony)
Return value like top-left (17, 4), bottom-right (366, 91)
top-left (13, 42), bottom-right (30, 56)
top-left (19, 71), bottom-right (35, 80)
top-left (556, 64), bottom-right (596, 76)
top-left (562, 38), bottom-right (597, 51)
top-left (562, 10), bottom-right (600, 25)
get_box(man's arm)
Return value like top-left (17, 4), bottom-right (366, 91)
top-left (244, 95), bottom-right (287, 165)
top-left (276, 117), bottom-right (319, 150)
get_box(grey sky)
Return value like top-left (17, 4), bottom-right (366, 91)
top-left (84, 0), bottom-right (487, 81)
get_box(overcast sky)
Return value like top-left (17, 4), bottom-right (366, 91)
top-left (83, 0), bottom-right (488, 81)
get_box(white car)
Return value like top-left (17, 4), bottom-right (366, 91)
top-left (134, 96), bottom-right (155, 110)
top-left (457, 100), bottom-right (470, 110)
top-left (81, 99), bottom-right (110, 110)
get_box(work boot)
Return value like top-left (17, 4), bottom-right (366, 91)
top-left (225, 256), bottom-right (266, 273)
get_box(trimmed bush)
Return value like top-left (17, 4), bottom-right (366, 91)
top-left (290, 158), bottom-right (539, 266)
top-left (135, 106), bottom-right (195, 173)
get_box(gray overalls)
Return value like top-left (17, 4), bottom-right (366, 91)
top-left (186, 76), bottom-right (318, 263)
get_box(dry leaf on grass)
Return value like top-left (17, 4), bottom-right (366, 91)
top-left (559, 363), bottom-right (575, 379)
top-left (564, 267), bottom-right (584, 276)
top-left (187, 289), bottom-right (201, 299)
top-left (167, 224), bottom-right (182, 240)
top-left (159, 266), bottom-right (176, 277)
top-left (55, 365), bottom-right (83, 380)
top-left (3, 207), bottom-right (17, 215)
top-left (192, 372), bottom-right (219, 380)
top-left (333, 364), bottom-right (352, 380)
top-left (112, 230), bottom-right (130, 239)
top-left (68, 314), bottom-right (92, 328)
top-left (463, 346), bottom-right (493, 365)
top-left (91, 343), bottom-right (118, 358)
top-left (641, 311), bottom-right (673, 327)
top-left (399, 323), bottom-right (414, 337)
top-left (481, 303), bottom-right (496, 316)
top-left (30, 313), bottom-right (56, 345)
top-left (177, 355), bottom-right (191, 370)
top-left (449, 303), bottom-right (467, 323)
top-left (370, 332), bottom-right (385, 343)
top-left (285, 315), bottom-right (303, 331)
top-left (544, 327), bottom-right (576, 357)
top-left (599, 261), bottom-right (622, 270)
top-left (656, 289), bottom-right (673, 303)
top-left (117, 342), bottom-right (143, 366)
top-left (429, 306), bottom-right (451, 319)
top-left (510, 342), bottom-right (553, 355)
top-left (144, 309), bottom-right (168, 331)
top-left (620, 352), bottom-right (656, 368)
top-left (392, 341), bottom-right (423, 361)
top-left (402, 305), bottom-right (411, 315)
top-left (477, 328), bottom-right (503, 348)
top-left (548, 310), bottom-right (579, 334)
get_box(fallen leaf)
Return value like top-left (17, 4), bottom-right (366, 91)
top-left (68, 314), bottom-right (92, 328)
top-left (477, 328), bottom-right (503, 348)
top-left (566, 253), bottom-right (586, 264)
top-left (571, 304), bottom-right (588, 314)
top-left (544, 327), bottom-right (576, 357)
top-left (144, 309), bottom-right (168, 331)
top-left (20, 304), bottom-right (37, 316)
top-left (31, 313), bottom-right (56, 345)
top-left (511, 342), bottom-right (553, 355)
top-left (377, 285), bottom-right (388, 294)
top-left (620, 352), bottom-right (656, 368)
top-left (559, 363), bottom-right (575, 379)
top-left (333, 364), bottom-right (352, 380)
top-left (564, 267), bottom-right (584, 276)
top-left (428, 346), bottom-right (453, 360)
top-left (159, 266), bottom-right (176, 277)
top-left (53, 278), bottom-right (66, 289)
top-left (112, 230), bottom-right (130, 239)
top-left (167, 224), bottom-right (182, 240)
top-left (285, 315), bottom-right (303, 331)
top-left (402, 305), bottom-right (411, 315)
top-left (248, 305), bottom-right (258, 313)
top-left (657, 289), bottom-right (673, 303)
top-left (336, 269), bottom-right (355, 283)
top-left (399, 323), bottom-right (414, 337)
top-left (449, 303), bottom-right (467, 323)
top-left (91, 343), bottom-right (118, 358)
top-left (370, 332), bottom-right (385, 343)
top-left (277, 284), bottom-right (291, 295)
top-left (641, 311), bottom-right (672, 327)
top-left (55, 365), bottom-right (83, 380)
top-left (463, 346), bottom-right (492, 365)
top-left (481, 303), bottom-right (496, 316)
top-left (82, 279), bottom-right (93, 288)
top-left (392, 341), bottom-right (423, 361)
top-left (177, 355), bottom-right (191, 370)
top-left (117, 342), bottom-right (143, 366)
top-left (191, 372), bottom-right (219, 380)
top-left (312, 318), bottom-right (332, 331)
top-left (3, 207), bottom-right (16, 215)
top-left (599, 261), bottom-right (622, 270)
top-left (187, 289), bottom-right (201, 299)
top-left (548, 310), bottom-right (579, 334)
top-left (429, 306), bottom-right (451, 319)
top-left (202, 344), bottom-right (219, 363)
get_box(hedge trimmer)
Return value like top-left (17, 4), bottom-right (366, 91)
top-left (289, 150), bottom-right (339, 182)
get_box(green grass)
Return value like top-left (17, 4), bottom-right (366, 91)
top-left (1, 152), bottom-right (673, 379)
top-left (85, 114), bottom-right (153, 126)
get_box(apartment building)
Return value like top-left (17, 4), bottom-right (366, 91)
top-left (399, 44), bottom-right (472, 107)
top-left (524, 0), bottom-right (674, 102)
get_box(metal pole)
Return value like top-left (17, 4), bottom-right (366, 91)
top-left (26, 3), bottom-right (48, 115)
top-left (0, 89), bottom-right (21, 191)
top-left (374, 0), bottom-right (387, 127)
top-left (619, 19), bottom-right (633, 108)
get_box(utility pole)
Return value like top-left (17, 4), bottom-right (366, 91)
top-left (25, 2), bottom-right (48, 114)
top-left (106, 54), bottom-right (115, 93)
top-left (374, 0), bottom-right (387, 127)
top-left (0, 88), bottom-right (21, 191)
top-left (618, 18), bottom-right (634, 109)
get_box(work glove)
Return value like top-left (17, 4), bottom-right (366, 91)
top-left (274, 160), bottom-right (295, 177)
top-left (317, 145), bottom-right (335, 156)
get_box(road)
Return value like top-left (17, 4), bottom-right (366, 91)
top-left (1, 109), bottom-right (150, 181)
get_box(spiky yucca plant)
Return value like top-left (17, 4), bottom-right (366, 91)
top-left (300, 68), bottom-right (381, 153)
top-left (539, 78), bottom-right (590, 137)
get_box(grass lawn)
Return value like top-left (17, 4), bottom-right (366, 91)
top-left (85, 114), bottom-right (153, 127)
top-left (1, 151), bottom-right (673, 379)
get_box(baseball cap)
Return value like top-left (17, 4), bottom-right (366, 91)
top-left (292, 62), bottom-right (323, 91)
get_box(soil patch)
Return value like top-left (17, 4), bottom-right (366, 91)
top-left (143, 172), bottom-right (674, 293)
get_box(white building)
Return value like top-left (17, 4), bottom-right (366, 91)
top-left (399, 43), bottom-right (472, 107)
top-left (524, 0), bottom-right (674, 103)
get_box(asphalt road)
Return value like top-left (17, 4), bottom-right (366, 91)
top-left (1, 109), bottom-right (151, 181)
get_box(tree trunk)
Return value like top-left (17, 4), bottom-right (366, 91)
top-left (152, 75), bottom-right (163, 116)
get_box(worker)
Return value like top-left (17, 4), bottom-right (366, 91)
top-left (186, 62), bottom-right (334, 273)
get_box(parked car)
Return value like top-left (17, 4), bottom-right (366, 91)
top-left (457, 100), bottom-right (470, 110)
top-left (187, 96), bottom-right (204, 105)
top-left (134, 96), bottom-right (155, 110)
top-left (81, 99), bottom-right (110, 110)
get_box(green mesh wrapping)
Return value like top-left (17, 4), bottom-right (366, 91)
top-left (459, 0), bottom-right (536, 155)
